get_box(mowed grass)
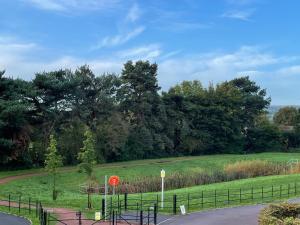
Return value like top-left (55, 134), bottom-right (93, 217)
top-left (1, 152), bottom-right (300, 212)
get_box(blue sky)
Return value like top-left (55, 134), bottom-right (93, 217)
top-left (0, 0), bottom-right (300, 105)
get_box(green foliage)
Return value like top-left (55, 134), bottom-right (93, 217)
top-left (78, 128), bottom-right (96, 179)
top-left (45, 135), bottom-right (63, 174)
top-left (0, 62), bottom-right (299, 168)
top-left (245, 114), bottom-right (282, 152)
top-left (274, 107), bottom-right (299, 126)
top-left (44, 134), bottom-right (63, 200)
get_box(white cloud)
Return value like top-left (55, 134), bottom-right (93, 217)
top-left (126, 4), bottom-right (141, 22)
top-left (117, 44), bottom-right (161, 59)
top-left (1, 38), bottom-right (300, 104)
top-left (222, 9), bottom-right (255, 21)
top-left (93, 26), bottom-right (145, 49)
top-left (24, 0), bottom-right (121, 11)
top-left (158, 46), bottom-right (292, 89)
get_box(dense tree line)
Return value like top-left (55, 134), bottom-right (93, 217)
top-left (0, 61), bottom-right (299, 169)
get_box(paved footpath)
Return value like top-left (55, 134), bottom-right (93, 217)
top-left (158, 198), bottom-right (300, 225)
top-left (0, 212), bottom-right (31, 225)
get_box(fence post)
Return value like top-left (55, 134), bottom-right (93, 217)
top-left (173, 194), bottom-right (177, 215)
top-left (8, 194), bottom-right (10, 211)
top-left (36, 200), bottom-right (38, 217)
top-left (29, 197), bottom-right (31, 214)
top-left (19, 195), bottom-right (21, 213)
top-left (117, 194), bottom-right (120, 213)
top-left (280, 185), bottom-right (282, 198)
top-left (140, 210), bottom-right (143, 225)
top-left (147, 207), bottom-right (150, 225)
top-left (201, 191), bottom-right (204, 209)
top-left (272, 186), bottom-right (274, 198)
top-left (101, 199), bottom-right (105, 218)
top-left (239, 188), bottom-right (242, 203)
top-left (124, 193), bottom-right (128, 211)
top-left (187, 193), bottom-right (190, 212)
top-left (214, 190), bottom-right (216, 207)
top-left (251, 187), bottom-right (254, 202)
top-left (77, 211), bottom-right (82, 225)
top-left (136, 203), bottom-right (139, 219)
top-left (156, 194), bottom-right (159, 209)
top-left (262, 187), bottom-right (264, 202)
top-left (288, 184), bottom-right (290, 197)
top-left (140, 192), bottom-right (143, 210)
top-left (112, 211), bottom-right (115, 225)
top-left (154, 204), bottom-right (157, 225)
top-left (43, 211), bottom-right (47, 225)
top-left (227, 189), bottom-right (229, 205)
top-left (295, 182), bottom-right (297, 195)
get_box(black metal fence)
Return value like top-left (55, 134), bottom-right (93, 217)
top-left (0, 194), bottom-right (158, 225)
top-left (1, 182), bottom-right (300, 224)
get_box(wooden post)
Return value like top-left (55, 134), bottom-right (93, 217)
top-left (239, 188), bottom-right (242, 203)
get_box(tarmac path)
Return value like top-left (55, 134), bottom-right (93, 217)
top-left (0, 212), bottom-right (31, 225)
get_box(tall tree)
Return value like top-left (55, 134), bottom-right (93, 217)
top-left (0, 71), bottom-right (33, 167)
top-left (78, 128), bottom-right (96, 208)
top-left (45, 135), bottom-right (63, 200)
top-left (273, 106), bottom-right (299, 126)
top-left (119, 61), bottom-right (169, 159)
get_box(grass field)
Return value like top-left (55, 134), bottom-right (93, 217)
top-left (1, 152), bottom-right (300, 213)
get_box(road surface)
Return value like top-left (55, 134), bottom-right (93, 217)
top-left (0, 212), bottom-right (31, 225)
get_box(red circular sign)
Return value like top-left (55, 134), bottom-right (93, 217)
top-left (108, 176), bottom-right (120, 186)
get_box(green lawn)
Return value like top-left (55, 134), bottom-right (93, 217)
top-left (1, 152), bottom-right (300, 213)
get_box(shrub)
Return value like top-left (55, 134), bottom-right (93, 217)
top-left (259, 203), bottom-right (300, 225)
top-left (224, 160), bottom-right (286, 180)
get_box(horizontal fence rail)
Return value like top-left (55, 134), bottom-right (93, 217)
top-left (105, 182), bottom-right (300, 214)
top-left (1, 182), bottom-right (300, 224)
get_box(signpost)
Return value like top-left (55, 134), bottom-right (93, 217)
top-left (161, 169), bottom-right (165, 208)
top-left (104, 175), bottom-right (108, 220)
top-left (108, 175), bottom-right (120, 195)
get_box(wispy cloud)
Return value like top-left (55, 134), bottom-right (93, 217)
top-left (92, 26), bottom-right (145, 49)
top-left (126, 3), bottom-right (141, 22)
top-left (24, 0), bottom-right (121, 12)
top-left (117, 44), bottom-right (161, 59)
top-left (158, 46), bottom-right (294, 90)
top-left (222, 9), bottom-right (255, 21)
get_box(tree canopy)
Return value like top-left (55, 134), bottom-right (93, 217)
top-left (0, 61), bottom-right (299, 168)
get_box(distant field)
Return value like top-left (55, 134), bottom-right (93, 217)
top-left (1, 152), bottom-right (300, 211)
